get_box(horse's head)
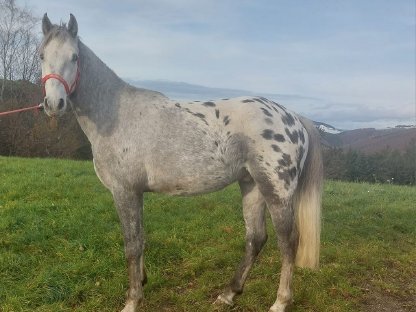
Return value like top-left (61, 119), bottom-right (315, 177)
top-left (40, 13), bottom-right (80, 117)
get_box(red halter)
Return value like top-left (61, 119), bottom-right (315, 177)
top-left (41, 59), bottom-right (80, 96)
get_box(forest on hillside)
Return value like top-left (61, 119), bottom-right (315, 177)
top-left (323, 145), bottom-right (416, 185)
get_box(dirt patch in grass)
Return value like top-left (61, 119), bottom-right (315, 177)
top-left (360, 290), bottom-right (416, 312)
top-left (359, 275), bottom-right (416, 312)
top-left (358, 255), bottom-right (416, 312)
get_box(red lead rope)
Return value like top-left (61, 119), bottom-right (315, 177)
top-left (0, 103), bottom-right (43, 117)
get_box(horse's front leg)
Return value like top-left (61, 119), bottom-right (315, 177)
top-left (113, 188), bottom-right (145, 312)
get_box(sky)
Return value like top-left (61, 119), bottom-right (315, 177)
top-left (26, 0), bottom-right (415, 129)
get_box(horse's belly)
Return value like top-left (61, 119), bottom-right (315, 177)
top-left (145, 129), bottom-right (248, 196)
top-left (146, 163), bottom-right (241, 196)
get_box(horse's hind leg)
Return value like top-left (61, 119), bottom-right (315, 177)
top-left (112, 188), bottom-right (145, 312)
top-left (266, 197), bottom-right (298, 312)
top-left (216, 174), bottom-right (267, 306)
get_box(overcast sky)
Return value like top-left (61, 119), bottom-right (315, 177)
top-left (27, 0), bottom-right (415, 129)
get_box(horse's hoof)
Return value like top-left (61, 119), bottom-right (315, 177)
top-left (121, 300), bottom-right (137, 312)
top-left (214, 294), bottom-right (234, 306)
top-left (269, 299), bottom-right (293, 312)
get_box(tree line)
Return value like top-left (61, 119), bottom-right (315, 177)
top-left (323, 143), bottom-right (416, 185)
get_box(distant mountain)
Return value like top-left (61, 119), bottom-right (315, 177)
top-left (316, 122), bottom-right (416, 154)
top-left (313, 121), bottom-right (343, 134)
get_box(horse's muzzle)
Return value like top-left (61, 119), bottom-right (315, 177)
top-left (43, 96), bottom-right (66, 117)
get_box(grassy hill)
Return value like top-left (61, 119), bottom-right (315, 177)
top-left (0, 157), bottom-right (415, 311)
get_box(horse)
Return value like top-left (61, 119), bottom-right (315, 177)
top-left (39, 14), bottom-right (323, 312)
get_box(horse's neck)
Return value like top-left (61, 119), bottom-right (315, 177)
top-left (70, 41), bottom-right (125, 144)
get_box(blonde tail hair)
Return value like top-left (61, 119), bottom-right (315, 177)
top-left (294, 117), bottom-right (323, 269)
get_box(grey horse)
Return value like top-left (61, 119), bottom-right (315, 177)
top-left (39, 14), bottom-right (323, 312)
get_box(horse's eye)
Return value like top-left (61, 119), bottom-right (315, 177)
top-left (72, 54), bottom-right (78, 62)
top-left (40, 53), bottom-right (44, 60)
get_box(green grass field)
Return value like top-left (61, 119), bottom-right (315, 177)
top-left (0, 156), bottom-right (415, 312)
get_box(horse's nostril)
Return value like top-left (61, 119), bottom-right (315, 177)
top-left (44, 98), bottom-right (49, 109)
top-left (58, 98), bottom-right (65, 110)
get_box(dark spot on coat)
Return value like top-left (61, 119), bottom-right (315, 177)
top-left (254, 98), bottom-right (266, 104)
top-left (185, 108), bottom-right (208, 125)
top-left (285, 128), bottom-right (299, 143)
top-left (258, 99), bottom-right (272, 110)
top-left (261, 129), bottom-right (274, 140)
top-left (273, 133), bottom-right (285, 142)
top-left (278, 171), bottom-right (291, 187)
top-left (194, 112), bottom-right (206, 119)
top-left (281, 112), bottom-right (295, 126)
top-left (215, 109), bottom-right (220, 119)
top-left (222, 98), bottom-right (229, 101)
top-left (271, 101), bottom-right (287, 111)
top-left (223, 115), bottom-right (230, 126)
top-left (194, 100), bottom-right (201, 102)
top-left (277, 165), bottom-right (297, 188)
top-left (271, 144), bottom-right (281, 152)
top-left (260, 107), bottom-right (273, 117)
top-left (289, 167), bottom-right (297, 179)
top-left (298, 129), bottom-right (305, 144)
top-left (242, 99), bottom-right (255, 103)
top-left (270, 106), bottom-right (279, 113)
top-left (264, 118), bottom-right (273, 125)
top-left (175, 103), bottom-right (181, 108)
top-left (214, 141), bottom-right (219, 147)
top-left (203, 101), bottom-right (216, 107)
top-left (278, 153), bottom-right (292, 167)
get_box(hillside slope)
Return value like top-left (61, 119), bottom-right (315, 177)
top-left (318, 126), bottom-right (416, 154)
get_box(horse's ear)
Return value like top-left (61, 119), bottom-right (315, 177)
top-left (42, 13), bottom-right (52, 35)
top-left (68, 14), bottom-right (78, 38)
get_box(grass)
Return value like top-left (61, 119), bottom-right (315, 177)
top-left (0, 156), bottom-right (415, 312)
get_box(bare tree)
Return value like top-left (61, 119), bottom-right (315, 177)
top-left (0, 0), bottom-right (39, 101)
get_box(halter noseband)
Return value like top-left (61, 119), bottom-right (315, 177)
top-left (41, 59), bottom-right (80, 96)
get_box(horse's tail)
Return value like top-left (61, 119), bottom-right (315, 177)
top-left (294, 117), bottom-right (323, 269)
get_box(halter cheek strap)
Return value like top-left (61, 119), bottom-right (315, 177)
top-left (41, 59), bottom-right (80, 96)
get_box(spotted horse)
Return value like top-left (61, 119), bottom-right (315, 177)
top-left (39, 14), bottom-right (323, 312)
